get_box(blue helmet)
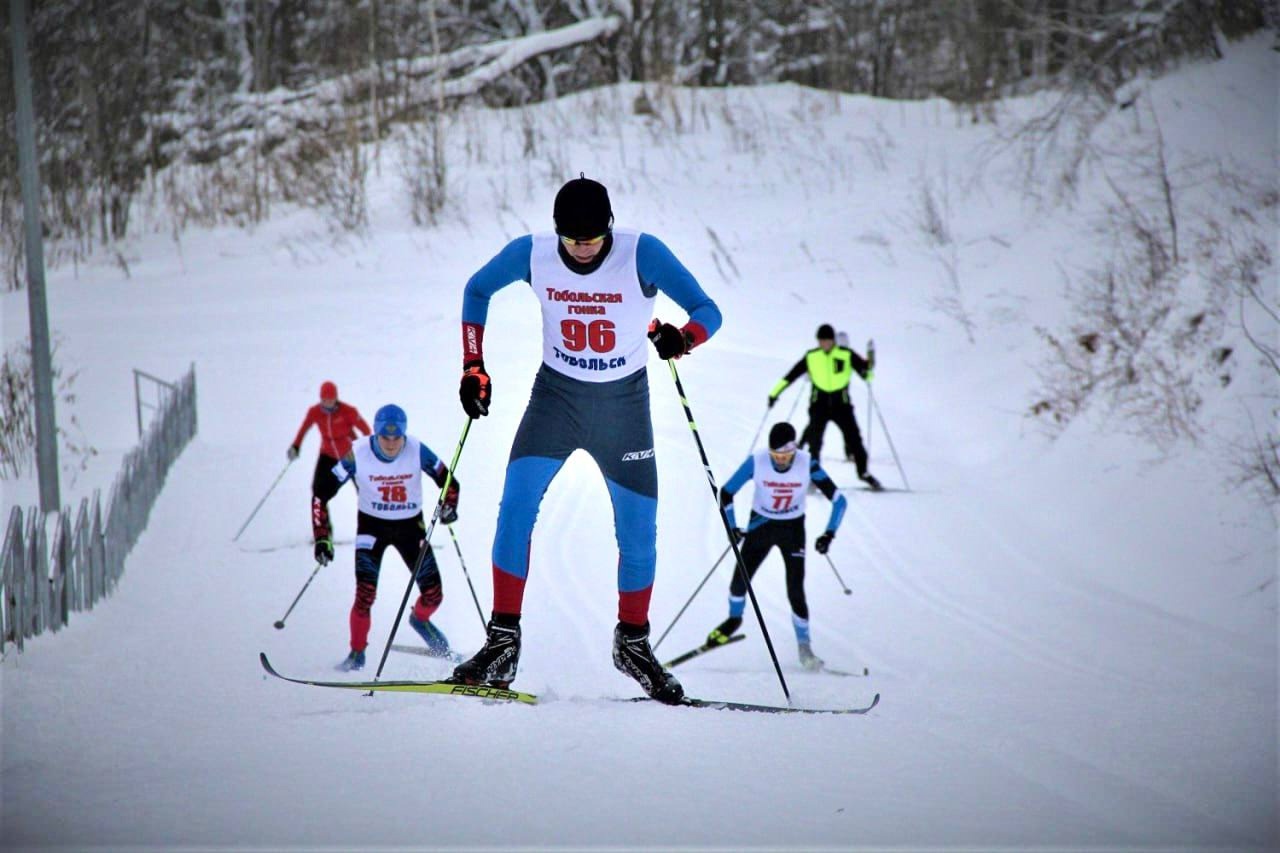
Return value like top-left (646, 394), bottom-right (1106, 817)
top-left (373, 404), bottom-right (408, 439)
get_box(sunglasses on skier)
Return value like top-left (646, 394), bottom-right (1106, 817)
top-left (559, 233), bottom-right (608, 247)
top-left (768, 447), bottom-right (797, 464)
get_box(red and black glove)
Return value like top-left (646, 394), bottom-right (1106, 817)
top-left (440, 481), bottom-right (460, 525)
top-left (648, 320), bottom-right (693, 360)
top-left (459, 361), bottom-right (491, 418)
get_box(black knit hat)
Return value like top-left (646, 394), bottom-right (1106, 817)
top-left (554, 176), bottom-right (613, 239)
top-left (816, 324), bottom-right (835, 340)
top-left (768, 422), bottom-right (797, 450)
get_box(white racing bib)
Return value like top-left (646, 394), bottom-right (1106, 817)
top-left (347, 436), bottom-right (426, 520)
top-left (531, 228), bottom-right (653, 382)
top-left (750, 448), bottom-right (811, 521)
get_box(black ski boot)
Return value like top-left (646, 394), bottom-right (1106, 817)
top-left (613, 622), bottom-right (684, 704)
top-left (859, 472), bottom-right (884, 492)
top-left (706, 615), bottom-right (743, 646)
top-left (450, 617), bottom-right (520, 688)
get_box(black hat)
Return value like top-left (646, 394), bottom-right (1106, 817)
top-left (768, 422), bottom-right (797, 450)
top-left (816, 324), bottom-right (835, 340)
top-left (554, 176), bottom-right (613, 239)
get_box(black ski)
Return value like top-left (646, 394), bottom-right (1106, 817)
top-left (624, 692), bottom-right (880, 715)
top-left (663, 633), bottom-right (746, 668)
top-left (241, 538), bottom-right (353, 553)
top-left (811, 664), bottom-right (870, 677)
top-left (836, 485), bottom-right (910, 493)
top-left (259, 653), bottom-right (538, 704)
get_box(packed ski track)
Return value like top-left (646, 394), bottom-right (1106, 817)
top-left (3, 38), bottom-right (1276, 850)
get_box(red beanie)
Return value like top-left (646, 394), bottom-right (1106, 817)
top-left (319, 381), bottom-right (338, 399)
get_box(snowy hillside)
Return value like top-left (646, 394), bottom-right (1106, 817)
top-left (2, 35), bottom-right (1275, 850)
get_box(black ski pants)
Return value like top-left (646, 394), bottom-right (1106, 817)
top-left (802, 388), bottom-right (868, 474)
top-left (730, 516), bottom-right (809, 621)
top-left (310, 454), bottom-right (343, 540)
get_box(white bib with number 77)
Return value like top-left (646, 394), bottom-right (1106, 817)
top-left (751, 448), bottom-right (811, 521)
top-left (531, 228), bottom-right (653, 382)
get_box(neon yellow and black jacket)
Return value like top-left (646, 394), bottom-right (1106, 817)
top-left (769, 346), bottom-right (870, 401)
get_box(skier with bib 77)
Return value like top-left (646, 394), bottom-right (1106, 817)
top-left (706, 421), bottom-right (847, 671)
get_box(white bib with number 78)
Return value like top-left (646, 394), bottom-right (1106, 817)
top-left (349, 436), bottom-right (425, 520)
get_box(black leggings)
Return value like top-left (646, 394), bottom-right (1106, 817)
top-left (803, 389), bottom-right (867, 474)
top-left (729, 516), bottom-right (808, 620)
top-left (353, 511), bottom-right (440, 592)
top-left (312, 454), bottom-right (343, 502)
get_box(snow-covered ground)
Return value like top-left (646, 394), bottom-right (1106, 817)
top-left (2, 37), bottom-right (1275, 850)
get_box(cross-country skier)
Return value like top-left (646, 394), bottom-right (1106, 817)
top-left (706, 421), bottom-right (847, 670)
top-left (448, 175), bottom-right (722, 703)
top-left (329, 404), bottom-right (460, 671)
top-left (288, 381), bottom-right (371, 563)
top-left (766, 325), bottom-right (882, 491)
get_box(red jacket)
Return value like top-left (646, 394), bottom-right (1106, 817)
top-left (292, 402), bottom-right (370, 459)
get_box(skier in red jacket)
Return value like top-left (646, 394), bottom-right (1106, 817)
top-left (288, 381), bottom-right (371, 564)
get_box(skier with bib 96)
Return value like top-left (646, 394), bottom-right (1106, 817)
top-left (330, 404), bottom-right (461, 671)
top-left (449, 175), bottom-right (722, 703)
top-left (706, 421), bottom-right (847, 671)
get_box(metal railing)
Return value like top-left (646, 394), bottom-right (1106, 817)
top-left (1, 364), bottom-right (197, 653)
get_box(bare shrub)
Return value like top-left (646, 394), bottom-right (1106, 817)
top-left (400, 113), bottom-right (449, 227)
top-left (1032, 159), bottom-right (1279, 503)
top-left (0, 338), bottom-right (97, 482)
top-left (908, 168), bottom-right (975, 342)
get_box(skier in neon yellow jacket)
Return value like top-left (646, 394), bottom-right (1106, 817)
top-left (767, 324), bottom-right (882, 491)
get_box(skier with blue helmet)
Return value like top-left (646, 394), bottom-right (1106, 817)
top-left (329, 403), bottom-right (461, 671)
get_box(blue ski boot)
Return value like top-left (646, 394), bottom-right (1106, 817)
top-left (337, 649), bottom-right (365, 671)
top-left (408, 612), bottom-right (452, 658)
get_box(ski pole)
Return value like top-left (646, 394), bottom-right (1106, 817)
top-left (745, 407), bottom-right (770, 456)
top-left (273, 560), bottom-right (325, 629)
top-left (659, 349), bottom-right (791, 704)
top-left (653, 543), bottom-right (732, 651)
top-left (871, 388), bottom-right (910, 490)
top-left (445, 522), bottom-right (487, 631)
top-left (233, 460), bottom-right (292, 541)
top-left (369, 418), bottom-right (473, 689)
top-left (784, 376), bottom-right (808, 424)
top-left (824, 553), bottom-right (852, 596)
top-left (865, 339), bottom-right (874, 455)
top-left (752, 378), bottom-right (808, 456)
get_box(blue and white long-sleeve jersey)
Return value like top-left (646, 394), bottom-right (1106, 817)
top-left (719, 455), bottom-right (847, 534)
top-left (462, 232), bottom-right (722, 364)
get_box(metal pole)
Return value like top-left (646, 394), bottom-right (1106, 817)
top-left (369, 418), bottom-right (472, 687)
top-left (823, 553), bottom-right (852, 596)
top-left (871, 389), bottom-right (911, 491)
top-left (865, 339), bottom-right (875, 455)
top-left (134, 370), bottom-right (144, 439)
top-left (653, 543), bottom-right (732, 651)
top-left (10, 0), bottom-right (60, 513)
top-left (444, 523), bottom-right (486, 630)
top-left (272, 560), bottom-right (325, 630)
top-left (664, 357), bottom-right (792, 703)
top-left (232, 462), bottom-right (293, 542)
